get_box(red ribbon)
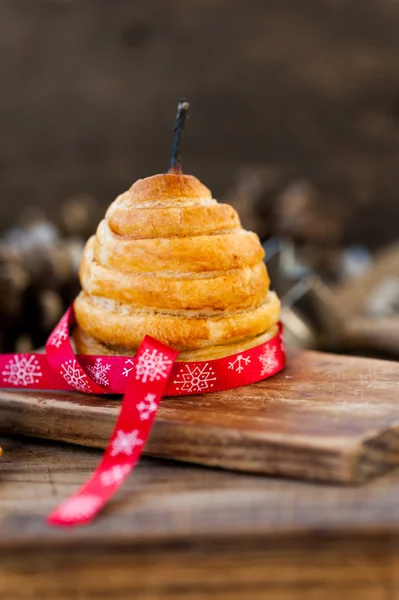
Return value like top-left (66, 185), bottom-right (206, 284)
top-left (48, 336), bottom-right (178, 526)
top-left (0, 306), bottom-right (286, 526)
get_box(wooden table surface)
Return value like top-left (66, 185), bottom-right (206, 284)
top-left (1, 434), bottom-right (399, 599)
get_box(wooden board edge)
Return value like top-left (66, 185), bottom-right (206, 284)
top-left (1, 391), bottom-right (398, 484)
top-left (356, 426), bottom-right (399, 481)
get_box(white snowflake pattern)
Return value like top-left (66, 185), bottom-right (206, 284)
top-left (136, 349), bottom-right (172, 383)
top-left (60, 359), bottom-right (91, 392)
top-left (56, 494), bottom-right (103, 523)
top-left (137, 393), bottom-right (158, 420)
top-left (122, 349), bottom-right (172, 383)
top-left (87, 358), bottom-right (111, 387)
top-left (228, 354), bottom-right (251, 373)
top-left (48, 321), bottom-right (68, 348)
top-left (122, 358), bottom-right (135, 378)
top-left (258, 346), bottom-right (279, 376)
top-left (100, 464), bottom-right (131, 487)
top-left (110, 430), bottom-right (143, 456)
top-left (2, 355), bottom-right (43, 386)
top-left (173, 363), bottom-right (216, 393)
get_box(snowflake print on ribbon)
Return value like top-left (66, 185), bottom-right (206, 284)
top-left (111, 430), bottom-right (143, 456)
top-left (137, 393), bottom-right (157, 421)
top-left (87, 358), bottom-right (111, 387)
top-left (60, 359), bottom-right (91, 392)
top-left (48, 320), bottom-right (68, 348)
top-left (258, 346), bottom-right (279, 376)
top-left (100, 464), bottom-right (131, 487)
top-left (228, 354), bottom-right (251, 373)
top-left (122, 358), bottom-right (135, 378)
top-left (123, 349), bottom-right (172, 383)
top-left (2, 355), bottom-right (43, 386)
top-left (173, 363), bottom-right (217, 393)
top-left (56, 494), bottom-right (103, 523)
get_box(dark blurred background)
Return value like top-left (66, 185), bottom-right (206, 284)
top-left (1, 0), bottom-right (399, 245)
top-left (1, 0), bottom-right (399, 355)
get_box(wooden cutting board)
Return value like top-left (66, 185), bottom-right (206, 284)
top-left (1, 349), bottom-right (399, 484)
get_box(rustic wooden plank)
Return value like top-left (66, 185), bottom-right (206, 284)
top-left (1, 436), bottom-right (399, 598)
top-left (1, 350), bottom-right (399, 484)
top-left (2, 435), bottom-right (399, 546)
top-left (2, 537), bottom-right (399, 600)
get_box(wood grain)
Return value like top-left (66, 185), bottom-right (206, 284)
top-left (1, 350), bottom-right (399, 484)
top-left (1, 436), bottom-right (399, 598)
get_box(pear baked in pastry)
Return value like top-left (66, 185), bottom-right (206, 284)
top-left (73, 172), bottom-right (281, 361)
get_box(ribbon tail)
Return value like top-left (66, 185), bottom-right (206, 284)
top-left (47, 336), bottom-right (178, 527)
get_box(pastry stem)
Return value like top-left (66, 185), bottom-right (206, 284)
top-left (169, 98), bottom-right (190, 174)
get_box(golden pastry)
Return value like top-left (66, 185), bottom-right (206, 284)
top-left (74, 101), bottom-right (280, 360)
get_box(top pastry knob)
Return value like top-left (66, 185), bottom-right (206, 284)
top-left (74, 100), bottom-right (280, 359)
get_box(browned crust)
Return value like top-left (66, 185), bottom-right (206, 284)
top-left (73, 324), bottom-right (279, 361)
top-left (106, 203), bottom-right (240, 238)
top-left (80, 239), bottom-right (270, 311)
top-left (94, 223), bottom-right (264, 273)
top-left (128, 173), bottom-right (212, 203)
top-left (74, 291), bottom-right (280, 352)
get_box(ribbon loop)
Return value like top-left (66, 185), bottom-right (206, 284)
top-left (46, 307), bottom-right (106, 395)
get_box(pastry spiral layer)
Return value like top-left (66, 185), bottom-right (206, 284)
top-left (74, 323), bottom-right (280, 361)
top-left (74, 173), bottom-right (280, 354)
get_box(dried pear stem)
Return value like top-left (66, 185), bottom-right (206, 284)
top-left (169, 98), bottom-right (190, 174)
